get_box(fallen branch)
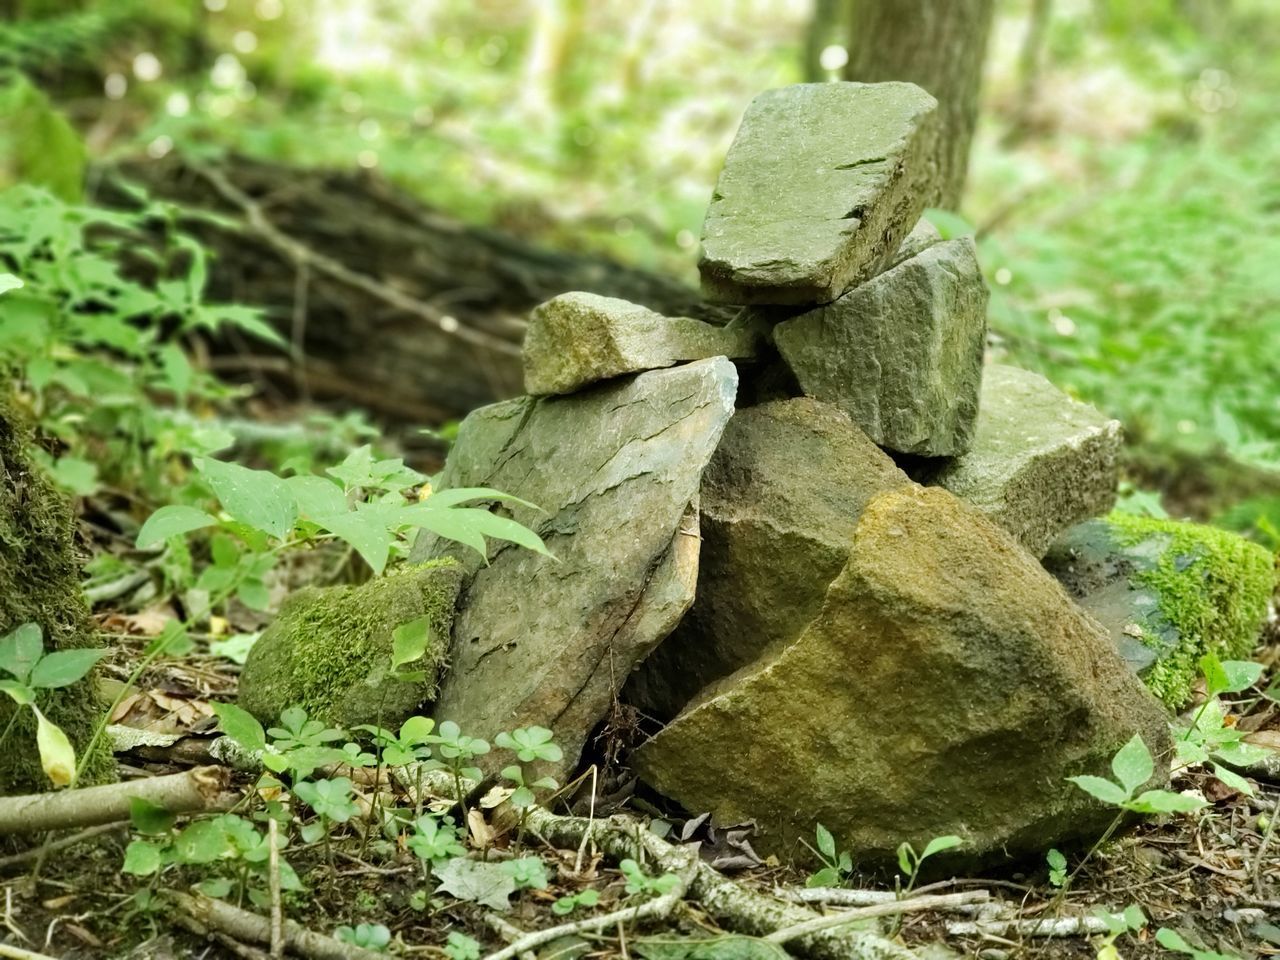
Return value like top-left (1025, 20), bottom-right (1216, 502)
top-left (944, 915), bottom-right (1111, 938)
top-left (765, 892), bottom-right (991, 944)
top-left (481, 846), bottom-right (699, 960)
top-left (0, 823), bottom-right (122, 871)
top-left (0, 944), bottom-right (62, 960)
top-left (0, 767), bottom-right (233, 835)
top-left (781, 886), bottom-right (993, 915)
top-left (171, 892), bottom-right (385, 960)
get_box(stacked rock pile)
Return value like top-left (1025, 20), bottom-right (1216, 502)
top-left (243, 82), bottom-right (1276, 869)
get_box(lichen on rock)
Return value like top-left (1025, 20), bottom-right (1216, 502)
top-left (1044, 513), bottom-right (1277, 708)
top-left (237, 559), bottom-right (462, 730)
top-left (0, 392), bottom-right (112, 794)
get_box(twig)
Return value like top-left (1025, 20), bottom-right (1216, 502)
top-left (171, 892), bottom-right (385, 960)
top-left (186, 160), bottom-right (519, 358)
top-left (0, 944), bottom-right (61, 960)
top-left (0, 824), bottom-right (121, 872)
top-left (0, 767), bottom-right (233, 835)
top-left (945, 915), bottom-right (1111, 938)
top-left (482, 914), bottom-right (535, 960)
top-left (765, 892), bottom-right (990, 944)
top-left (1254, 795), bottom-right (1280, 899)
top-left (268, 817), bottom-right (284, 959)
top-left (480, 846), bottom-right (698, 960)
top-left (781, 886), bottom-right (991, 915)
top-left (173, 909), bottom-right (271, 960)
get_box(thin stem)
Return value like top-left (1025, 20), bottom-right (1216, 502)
top-left (0, 707), bottom-right (23, 755)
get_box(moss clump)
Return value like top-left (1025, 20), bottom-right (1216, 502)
top-left (237, 560), bottom-right (462, 730)
top-left (0, 390), bottom-right (113, 794)
top-left (1109, 511), bottom-right (1277, 708)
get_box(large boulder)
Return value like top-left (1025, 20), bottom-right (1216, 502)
top-left (773, 238), bottom-right (988, 456)
top-left (699, 82), bottom-right (939, 306)
top-left (523, 292), bottom-right (760, 396)
top-left (412, 358), bottom-right (738, 772)
top-left (238, 560), bottom-right (462, 730)
top-left (634, 485), bottom-right (1172, 866)
top-left (624, 398), bottom-right (909, 721)
top-left (0, 393), bottom-right (112, 793)
top-left (1044, 514), bottom-right (1276, 708)
top-left (916, 365), bottom-right (1122, 556)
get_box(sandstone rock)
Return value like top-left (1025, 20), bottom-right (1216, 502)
top-left (523, 292), bottom-right (760, 396)
top-left (412, 358), bottom-right (738, 772)
top-left (624, 398), bottom-right (908, 721)
top-left (891, 217), bottom-right (943, 267)
top-left (634, 486), bottom-right (1171, 866)
top-left (773, 238), bottom-right (988, 456)
top-left (920, 365), bottom-right (1121, 555)
top-left (238, 560), bottom-right (462, 730)
top-left (1044, 514), bottom-right (1276, 708)
top-left (699, 82), bottom-right (939, 306)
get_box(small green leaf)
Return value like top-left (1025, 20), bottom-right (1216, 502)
top-left (391, 616), bottom-right (431, 669)
top-left (920, 835), bottom-right (963, 860)
top-left (1067, 775), bottom-right (1129, 806)
top-left (136, 505), bottom-right (218, 549)
top-left (122, 840), bottom-right (164, 876)
top-left (0, 623), bottom-right (44, 683)
top-left (29, 648), bottom-right (106, 689)
top-left (0, 274), bottom-right (23, 295)
top-left (198, 458), bottom-right (297, 540)
top-left (1219, 660), bottom-right (1264, 694)
top-left (815, 823), bottom-right (836, 860)
top-left (130, 797), bottom-right (177, 835)
top-left (896, 842), bottom-right (915, 875)
top-left (1127, 789), bottom-right (1208, 815)
top-left (1200, 653), bottom-right (1231, 698)
top-left (1210, 762), bottom-right (1256, 797)
top-left (1111, 733), bottom-right (1155, 795)
top-left (212, 702), bottom-right (267, 753)
top-left (32, 706), bottom-right (75, 787)
top-left (173, 819), bottom-right (233, 863)
top-left (0, 680), bottom-right (34, 705)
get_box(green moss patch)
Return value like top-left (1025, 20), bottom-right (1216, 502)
top-left (237, 560), bottom-right (462, 730)
top-left (0, 390), bottom-right (112, 794)
top-left (1108, 512), bottom-right (1276, 708)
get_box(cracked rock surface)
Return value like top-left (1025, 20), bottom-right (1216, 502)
top-left (699, 81), bottom-right (939, 306)
top-left (410, 357), bottom-right (738, 773)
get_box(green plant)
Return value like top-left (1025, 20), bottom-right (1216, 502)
top-left (1069, 734), bottom-right (1205, 816)
top-left (335, 923), bottom-right (391, 952)
top-left (896, 836), bottom-right (963, 898)
top-left (805, 823), bottom-right (853, 888)
top-left (1093, 904), bottom-right (1147, 960)
top-left (501, 856), bottom-right (550, 891)
top-left (619, 858), bottom-right (680, 897)
top-left (1173, 654), bottom-right (1269, 796)
top-left (430, 720), bottom-right (490, 819)
top-left (444, 931), bottom-right (481, 960)
top-left (406, 814), bottom-right (466, 884)
top-left (552, 888), bottom-right (601, 915)
top-left (0, 622), bottom-right (105, 786)
top-left (1046, 848), bottom-right (1068, 888)
top-left (496, 725), bottom-right (561, 842)
top-left (1155, 927), bottom-right (1243, 960)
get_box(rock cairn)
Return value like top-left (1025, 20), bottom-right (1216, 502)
top-left (296, 82), bottom-right (1274, 868)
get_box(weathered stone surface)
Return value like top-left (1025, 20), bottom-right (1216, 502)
top-left (1044, 514), bottom-right (1276, 708)
top-left (699, 82), bottom-right (939, 306)
top-left (624, 398), bottom-right (908, 721)
top-left (920, 365), bottom-right (1122, 555)
top-left (412, 358), bottom-right (738, 771)
top-left (890, 217), bottom-right (943, 267)
top-left (239, 560), bottom-right (462, 730)
top-left (523, 292), bottom-right (761, 396)
top-left (634, 486), bottom-right (1172, 866)
top-left (773, 238), bottom-right (988, 456)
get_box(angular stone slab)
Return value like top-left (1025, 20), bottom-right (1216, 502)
top-left (773, 238), bottom-right (988, 456)
top-left (922, 365), bottom-right (1121, 555)
top-left (699, 82), bottom-right (939, 306)
top-left (624, 398), bottom-right (909, 721)
top-left (1044, 514), bottom-right (1276, 708)
top-left (523, 292), bottom-right (760, 396)
top-left (634, 486), bottom-right (1172, 866)
top-left (411, 358), bottom-right (738, 772)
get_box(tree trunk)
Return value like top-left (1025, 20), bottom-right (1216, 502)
top-left (803, 0), bottom-right (845, 82)
top-left (94, 154), bottom-right (730, 428)
top-left (1005, 0), bottom-right (1053, 144)
top-left (842, 0), bottom-right (996, 209)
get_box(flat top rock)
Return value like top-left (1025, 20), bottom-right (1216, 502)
top-left (699, 82), bottom-right (938, 306)
top-left (412, 358), bottom-right (738, 771)
top-left (523, 292), bottom-right (759, 396)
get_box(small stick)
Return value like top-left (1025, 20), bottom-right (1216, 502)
top-left (0, 824), bottom-right (121, 872)
top-left (782, 886), bottom-right (992, 915)
top-left (171, 892), bottom-right (386, 960)
top-left (765, 892), bottom-right (990, 944)
top-left (0, 945), bottom-right (61, 960)
top-left (945, 915), bottom-right (1112, 938)
top-left (268, 817), bottom-right (284, 959)
top-left (0, 767), bottom-right (233, 835)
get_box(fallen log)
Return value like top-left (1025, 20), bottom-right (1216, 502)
top-left (93, 153), bottom-right (730, 427)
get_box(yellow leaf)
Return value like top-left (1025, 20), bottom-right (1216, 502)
top-left (208, 616), bottom-right (230, 637)
top-left (32, 706), bottom-right (76, 787)
top-left (418, 482), bottom-right (433, 501)
top-left (1097, 943), bottom-right (1123, 960)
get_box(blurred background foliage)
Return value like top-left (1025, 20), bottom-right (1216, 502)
top-left (1, 0), bottom-right (1278, 538)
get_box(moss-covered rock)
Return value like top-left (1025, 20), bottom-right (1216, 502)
top-left (1044, 514), bottom-right (1277, 708)
top-left (0, 393), bottom-right (112, 794)
top-left (237, 560), bottom-right (462, 730)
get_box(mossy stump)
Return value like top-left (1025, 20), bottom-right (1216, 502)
top-left (1045, 512), bottom-right (1277, 709)
top-left (237, 560), bottom-right (462, 730)
top-left (0, 394), bottom-right (112, 794)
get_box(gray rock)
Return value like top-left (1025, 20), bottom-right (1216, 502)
top-left (773, 238), bottom-right (988, 456)
top-left (699, 82), bottom-right (939, 306)
top-left (1043, 514), bottom-right (1276, 708)
top-left (523, 292), bottom-right (761, 396)
top-left (890, 217), bottom-right (943, 267)
top-left (412, 358), bottom-right (738, 772)
top-left (922, 365), bottom-right (1121, 555)
top-left (634, 486), bottom-right (1172, 867)
top-left (624, 398), bottom-right (909, 721)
